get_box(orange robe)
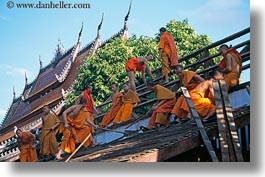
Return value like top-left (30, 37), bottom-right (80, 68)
top-left (125, 58), bottom-right (146, 74)
top-left (171, 71), bottom-right (200, 119)
top-left (148, 85), bottom-right (176, 128)
top-left (189, 90), bottom-right (216, 118)
top-left (17, 132), bottom-right (38, 162)
top-left (83, 90), bottom-right (95, 114)
top-left (83, 90), bottom-right (96, 132)
top-left (60, 108), bottom-right (93, 154)
top-left (100, 92), bottom-right (123, 127)
top-left (219, 48), bottom-right (242, 91)
top-left (39, 113), bottom-right (61, 156)
top-left (113, 90), bottom-right (140, 123)
top-left (159, 32), bottom-right (178, 75)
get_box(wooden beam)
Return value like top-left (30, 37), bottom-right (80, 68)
top-left (218, 80), bottom-right (244, 162)
top-left (181, 87), bottom-right (219, 162)
top-left (213, 80), bottom-right (230, 161)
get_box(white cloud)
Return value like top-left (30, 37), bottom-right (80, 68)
top-left (0, 64), bottom-right (32, 79)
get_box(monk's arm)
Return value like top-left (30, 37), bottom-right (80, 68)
top-left (93, 106), bottom-right (100, 115)
top-left (62, 106), bottom-right (75, 127)
top-left (75, 92), bottom-right (84, 104)
top-left (222, 54), bottom-right (232, 73)
top-left (86, 118), bottom-right (98, 129)
top-left (50, 122), bottom-right (60, 131)
top-left (112, 97), bottom-right (121, 109)
top-left (209, 81), bottom-right (215, 97)
top-left (158, 48), bottom-right (163, 60)
top-left (193, 74), bottom-right (205, 82)
top-left (30, 133), bottom-right (36, 149)
top-left (153, 100), bottom-right (167, 110)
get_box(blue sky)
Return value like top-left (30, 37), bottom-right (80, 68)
top-left (0, 0), bottom-right (250, 123)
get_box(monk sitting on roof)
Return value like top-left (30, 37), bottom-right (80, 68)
top-left (158, 27), bottom-right (178, 83)
top-left (125, 53), bottom-right (154, 92)
top-left (100, 83), bottom-right (123, 128)
top-left (186, 69), bottom-right (224, 120)
top-left (39, 105), bottom-right (61, 161)
top-left (146, 80), bottom-right (176, 129)
top-left (15, 126), bottom-right (38, 162)
top-left (108, 83), bottom-right (140, 127)
top-left (171, 65), bottom-right (205, 123)
top-left (56, 97), bottom-right (98, 160)
top-left (219, 44), bottom-right (242, 91)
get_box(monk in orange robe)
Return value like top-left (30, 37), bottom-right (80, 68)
top-left (125, 53), bottom-right (154, 92)
top-left (158, 27), bottom-right (178, 83)
top-left (56, 97), bottom-right (98, 160)
top-left (219, 44), bottom-right (242, 91)
top-left (15, 128), bottom-right (38, 162)
top-left (109, 84), bottom-right (140, 126)
top-left (171, 65), bottom-right (205, 123)
top-left (186, 70), bottom-right (224, 120)
top-left (100, 84), bottom-right (123, 128)
top-left (76, 85), bottom-right (100, 133)
top-left (146, 81), bottom-right (176, 129)
top-left (39, 106), bottom-right (61, 160)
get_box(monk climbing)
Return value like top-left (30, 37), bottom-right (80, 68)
top-left (14, 126), bottom-right (38, 162)
top-left (146, 80), bottom-right (176, 129)
top-left (125, 53), bottom-right (154, 92)
top-left (76, 85), bottom-right (100, 133)
top-left (100, 83), bottom-right (123, 128)
top-left (158, 27), bottom-right (178, 83)
top-left (108, 83), bottom-right (140, 127)
top-left (39, 106), bottom-right (61, 161)
top-left (219, 44), bottom-right (242, 91)
top-left (185, 69), bottom-right (224, 120)
top-left (171, 65), bottom-right (205, 123)
top-left (56, 97), bottom-right (98, 160)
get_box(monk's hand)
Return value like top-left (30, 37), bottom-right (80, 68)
top-left (64, 123), bottom-right (69, 128)
top-left (94, 125), bottom-right (99, 129)
top-left (32, 144), bottom-right (36, 149)
top-left (152, 105), bottom-right (158, 110)
top-left (50, 126), bottom-right (55, 131)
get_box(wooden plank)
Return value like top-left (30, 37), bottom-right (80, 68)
top-left (213, 80), bottom-right (230, 161)
top-left (219, 80), bottom-right (244, 161)
top-left (181, 87), bottom-right (219, 162)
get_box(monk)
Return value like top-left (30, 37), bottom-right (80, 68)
top-left (186, 69), bottom-right (224, 120)
top-left (100, 83), bottom-right (123, 128)
top-left (39, 106), bottom-right (61, 161)
top-left (158, 27), bottom-right (178, 83)
top-left (219, 44), bottom-right (242, 91)
top-left (56, 97), bottom-right (98, 160)
top-left (15, 127), bottom-right (38, 162)
top-left (146, 80), bottom-right (176, 129)
top-left (171, 65), bottom-right (205, 123)
top-left (76, 85), bottom-right (100, 133)
top-left (125, 53), bottom-right (154, 92)
top-left (108, 84), bottom-right (140, 126)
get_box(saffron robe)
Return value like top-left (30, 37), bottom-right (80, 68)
top-left (189, 90), bottom-right (216, 118)
top-left (219, 48), bottom-right (242, 91)
top-left (17, 132), bottom-right (38, 162)
top-left (171, 71), bottom-right (200, 119)
top-left (60, 108), bottom-right (93, 154)
top-left (148, 85), bottom-right (176, 128)
top-left (113, 90), bottom-right (140, 123)
top-left (159, 32), bottom-right (178, 75)
top-left (125, 58), bottom-right (146, 74)
top-left (100, 92), bottom-right (123, 128)
top-left (39, 113), bottom-right (61, 156)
